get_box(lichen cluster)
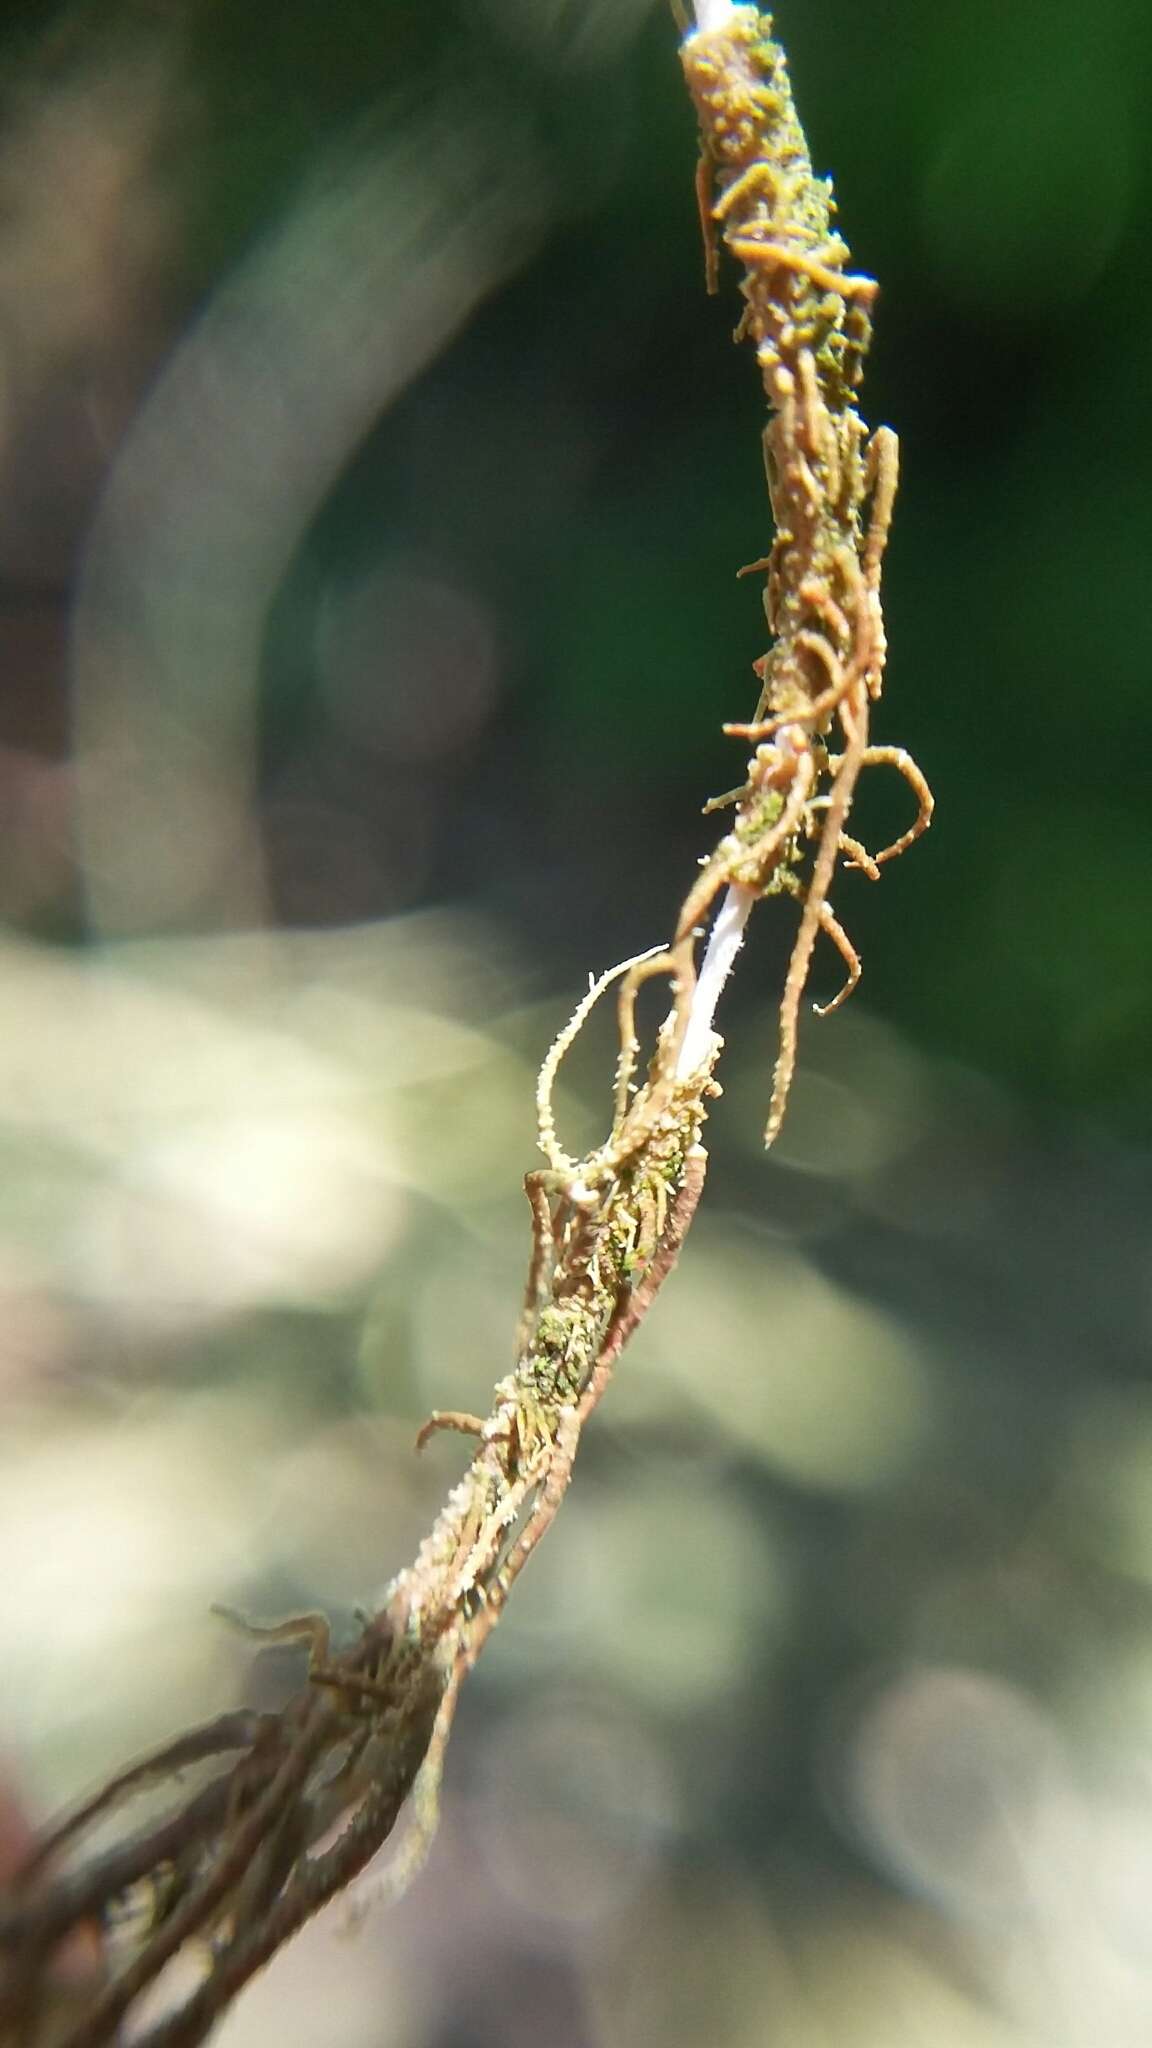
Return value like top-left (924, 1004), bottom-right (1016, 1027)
top-left (679, 4), bottom-right (932, 1140)
top-left (0, 16), bottom-right (932, 2043)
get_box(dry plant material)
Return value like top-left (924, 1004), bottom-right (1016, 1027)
top-left (0, 9), bottom-right (929, 2044)
top-left (678, 1), bottom-right (932, 1141)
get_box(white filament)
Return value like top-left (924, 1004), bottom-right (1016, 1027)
top-left (689, 0), bottom-right (742, 34)
top-left (676, 882), bottom-right (754, 1077)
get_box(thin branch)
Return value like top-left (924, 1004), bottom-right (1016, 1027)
top-left (0, 10), bottom-right (930, 2042)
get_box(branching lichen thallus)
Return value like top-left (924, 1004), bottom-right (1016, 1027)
top-left (0, 18), bottom-right (935, 2043)
top-left (231, 1), bottom-right (937, 1816)
top-left (673, 3), bottom-right (933, 1144)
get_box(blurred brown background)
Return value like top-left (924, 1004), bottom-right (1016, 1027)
top-left (2, 1), bottom-right (1152, 2042)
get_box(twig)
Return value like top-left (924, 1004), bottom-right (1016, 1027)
top-left (0, 10), bottom-right (929, 2041)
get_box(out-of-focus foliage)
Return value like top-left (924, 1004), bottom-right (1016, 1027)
top-left (1, 2), bottom-right (1151, 2043)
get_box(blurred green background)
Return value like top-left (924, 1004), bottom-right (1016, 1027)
top-left (1, 1), bottom-right (1152, 2043)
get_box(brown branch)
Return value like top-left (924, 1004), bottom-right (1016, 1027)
top-left (0, 10), bottom-right (929, 2042)
top-left (0, 1114), bottom-right (714, 2048)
